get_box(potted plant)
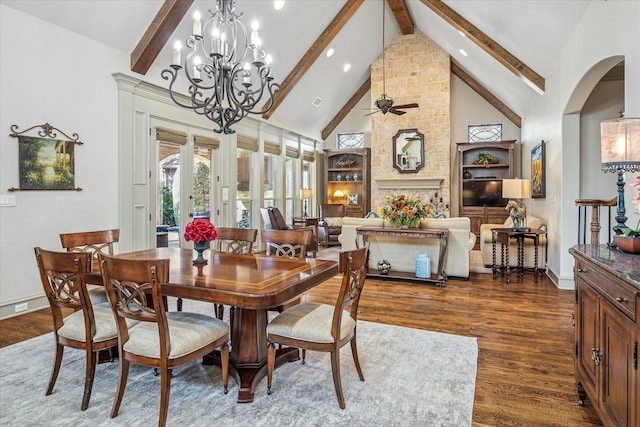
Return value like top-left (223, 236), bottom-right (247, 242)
top-left (336, 154), bottom-right (355, 168)
top-left (471, 153), bottom-right (499, 166)
top-left (613, 176), bottom-right (640, 254)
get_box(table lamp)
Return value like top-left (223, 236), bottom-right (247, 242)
top-left (502, 178), bottom-right (530, 230)
top-left (333, 189), bottom-right (345, 204)
top-left (300, 188), bottom-right (313, 218)
top-left (600, 116), bottom-right (640, 235)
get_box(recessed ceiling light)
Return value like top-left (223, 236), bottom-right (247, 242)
top-left (312, 97), bottom-right (323, 107)
top-left (326, 48), bottom-right (334, 58)
top-left (459, 49), bottom-right (468, 57)
top-left (458, 30), bottom-right (466, 38)
top-left (274, 1), bottom-right (285, 11)
top-left (343, 63), bottom-right (351, 72)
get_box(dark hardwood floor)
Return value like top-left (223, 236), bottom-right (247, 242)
top-left (1, 263), bottom-right (603, 426)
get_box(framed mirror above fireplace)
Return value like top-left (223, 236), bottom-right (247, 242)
top-left (393, 129), bottom-right (424, 173)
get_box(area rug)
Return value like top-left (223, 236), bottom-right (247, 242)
top-left (0, 310), bottom-right (477, 427)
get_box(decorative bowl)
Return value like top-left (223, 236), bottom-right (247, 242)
top-left (613, 235), bottom-right (640, 254)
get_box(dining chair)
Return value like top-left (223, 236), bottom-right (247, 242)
top-left (34, 247), bottom-right (121, 411)
top-left (60, 229), bottom-right (119, 303)
top-left (261, 228), bottom-right (312, 258)
top-left (261, 228), bottom-right (314, 313)
top-left (99, 254), bottom-right (230, 427)
top-left (212, 227), bottom-right (258, 330)
top-left (266, 245), bottom-right (369, 409)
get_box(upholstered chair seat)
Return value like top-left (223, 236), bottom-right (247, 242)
top-left (57, 302), bottom-right (133, 343)
top-left (123, 312), bottom-right (229, 359)
top-left (267, 304), bottom-right (355, 343)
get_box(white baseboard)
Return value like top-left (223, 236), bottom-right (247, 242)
top-left (0, 295), bottom-right (49, 320)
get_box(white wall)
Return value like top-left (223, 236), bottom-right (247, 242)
top-left (520, 1), bottom-right (640, 289)
top-left (0, 6), bottom-right (127, 315)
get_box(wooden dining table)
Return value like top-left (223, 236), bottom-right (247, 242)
top-left (87, 247), bottom-right (339, 403)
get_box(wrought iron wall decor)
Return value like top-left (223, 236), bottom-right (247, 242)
top-left (468, 124), bottom-right (502, 142)
top-left (8, 123), bottom-right (83, 191)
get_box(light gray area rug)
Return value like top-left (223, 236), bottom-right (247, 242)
top-left (0, 309), bottom-right (477, 426)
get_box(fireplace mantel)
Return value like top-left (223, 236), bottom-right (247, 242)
top-left (375, 179), bottom-right (443, 190)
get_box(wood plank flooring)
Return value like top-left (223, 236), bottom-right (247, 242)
top-left (0, 269), bottom-right (603, 426)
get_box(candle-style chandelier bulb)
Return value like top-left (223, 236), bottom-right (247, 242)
top-left (162, 0), bottom-right (280, 134)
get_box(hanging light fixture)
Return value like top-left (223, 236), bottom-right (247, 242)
top-left (162, 0), bottom-right (280, 134)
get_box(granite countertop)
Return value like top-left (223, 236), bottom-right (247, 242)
top-left (570, 244), bottom-right (640, 290)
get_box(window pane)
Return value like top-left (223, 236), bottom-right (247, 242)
top-left (193, 144), bottom-right (212, 215)
top-left (237, 148), bottom-right (252, 228)
top-left (285, 157), bottom-right (297, 223)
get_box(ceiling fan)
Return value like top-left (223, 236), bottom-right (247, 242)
top-left (366, 1), bottom-right (419, 116)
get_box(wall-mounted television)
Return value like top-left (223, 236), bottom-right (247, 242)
top-left (462, 180), bottom-right (508, 207)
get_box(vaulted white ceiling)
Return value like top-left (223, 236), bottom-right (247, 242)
top-left (1, 0), bottom-right (592, 135)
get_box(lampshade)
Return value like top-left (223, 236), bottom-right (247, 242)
top-left (502, 178), bottom-right (530, 199)
top-left (333, 189), bottom-right (345, 198)
top-left (601, 117), bottom-right (640, 173)
top-left (299, 188), bottom-right (313, 199)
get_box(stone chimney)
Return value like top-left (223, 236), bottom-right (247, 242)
top-left (370, 31), bottom-right (451, 216)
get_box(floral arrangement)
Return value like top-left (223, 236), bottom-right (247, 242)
top-left (380, 194), bottom-right (429, 228)
top-left (184, 218), bottom-right (217, 243)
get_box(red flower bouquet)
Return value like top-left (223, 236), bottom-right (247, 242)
top-left (184, 218), bottom-right (217, 243)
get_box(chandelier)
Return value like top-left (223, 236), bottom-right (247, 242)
top-left (162, 0), bottom-right (280, 134)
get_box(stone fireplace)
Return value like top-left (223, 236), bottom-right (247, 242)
top-left (370, 31), bottom-right (451, 216)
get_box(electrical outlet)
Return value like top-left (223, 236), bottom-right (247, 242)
top-left (14, 303), bottom-right (28, 313)
top-left (0, 195), bottom-right (16, 207)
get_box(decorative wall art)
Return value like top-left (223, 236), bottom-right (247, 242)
top-left (347, 194), bottom-right (358, 205)
top-left (468, 124), bottom-right (502, 142)
top-left (8, 123), bottom-right (83, 191)
top-left (531, 141), bottom-right (546, 199)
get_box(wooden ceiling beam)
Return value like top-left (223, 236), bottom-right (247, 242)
top-left (322, 76), bottom-right (371, 141)
top-left (420, 0), bottom-right (545, 94)
top-left (130, 0), bottom-right (194, 75)
top-left (451, 62), bottom-right (521, 128)
top-left (388, 0), bottom-right (415, 35)
top-left (262, 0), bottom-right (365, 120)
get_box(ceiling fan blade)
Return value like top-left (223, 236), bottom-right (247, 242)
top-left (364, 110), bottom-right (380, 116)
top-left (390, 109), bottom-right (407, 115)
top-left (393, 103), bottom-right (419, 109)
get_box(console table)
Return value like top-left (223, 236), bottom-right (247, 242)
top-left (491, 227), bottom-right (546, 283)
top-left (570, 244), bottom-right (639, 427)
top-left (356, 226), bottom-right (449, 287)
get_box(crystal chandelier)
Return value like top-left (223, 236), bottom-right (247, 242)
top-left (162, 0), bottom-right (280, 134)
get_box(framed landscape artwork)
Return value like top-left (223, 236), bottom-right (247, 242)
top-left (531, 141), bottom-right (545, 199)
top-left (9, 123), bottom-right (83, 191)
top-left (18, 136), bottom-right (77, 190)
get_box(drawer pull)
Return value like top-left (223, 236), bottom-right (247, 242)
top-left (615, 297), bottom-right (628, 304)
top-left (577, 268), bottom-right (586, 273)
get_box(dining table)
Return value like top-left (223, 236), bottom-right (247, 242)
top-left (87, 247), bottom-right (339, 403)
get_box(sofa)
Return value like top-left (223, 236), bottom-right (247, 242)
top-left (479, 215), bottom-right (547, 269)
top-left (339, 216), bottom-right (476, 279)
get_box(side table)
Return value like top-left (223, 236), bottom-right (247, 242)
top-left (491, 228), bottom-right (546, 283)
top-left (292, 217), bottom-right (319, 257)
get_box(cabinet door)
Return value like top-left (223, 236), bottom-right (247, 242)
top-left (600, 302), bottom-right (635, 427)
top-left (576, 280), bottom-right (599, 401)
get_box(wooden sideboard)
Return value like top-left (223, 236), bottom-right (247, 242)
top-left (569, 245), bottom-right (639, 427)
